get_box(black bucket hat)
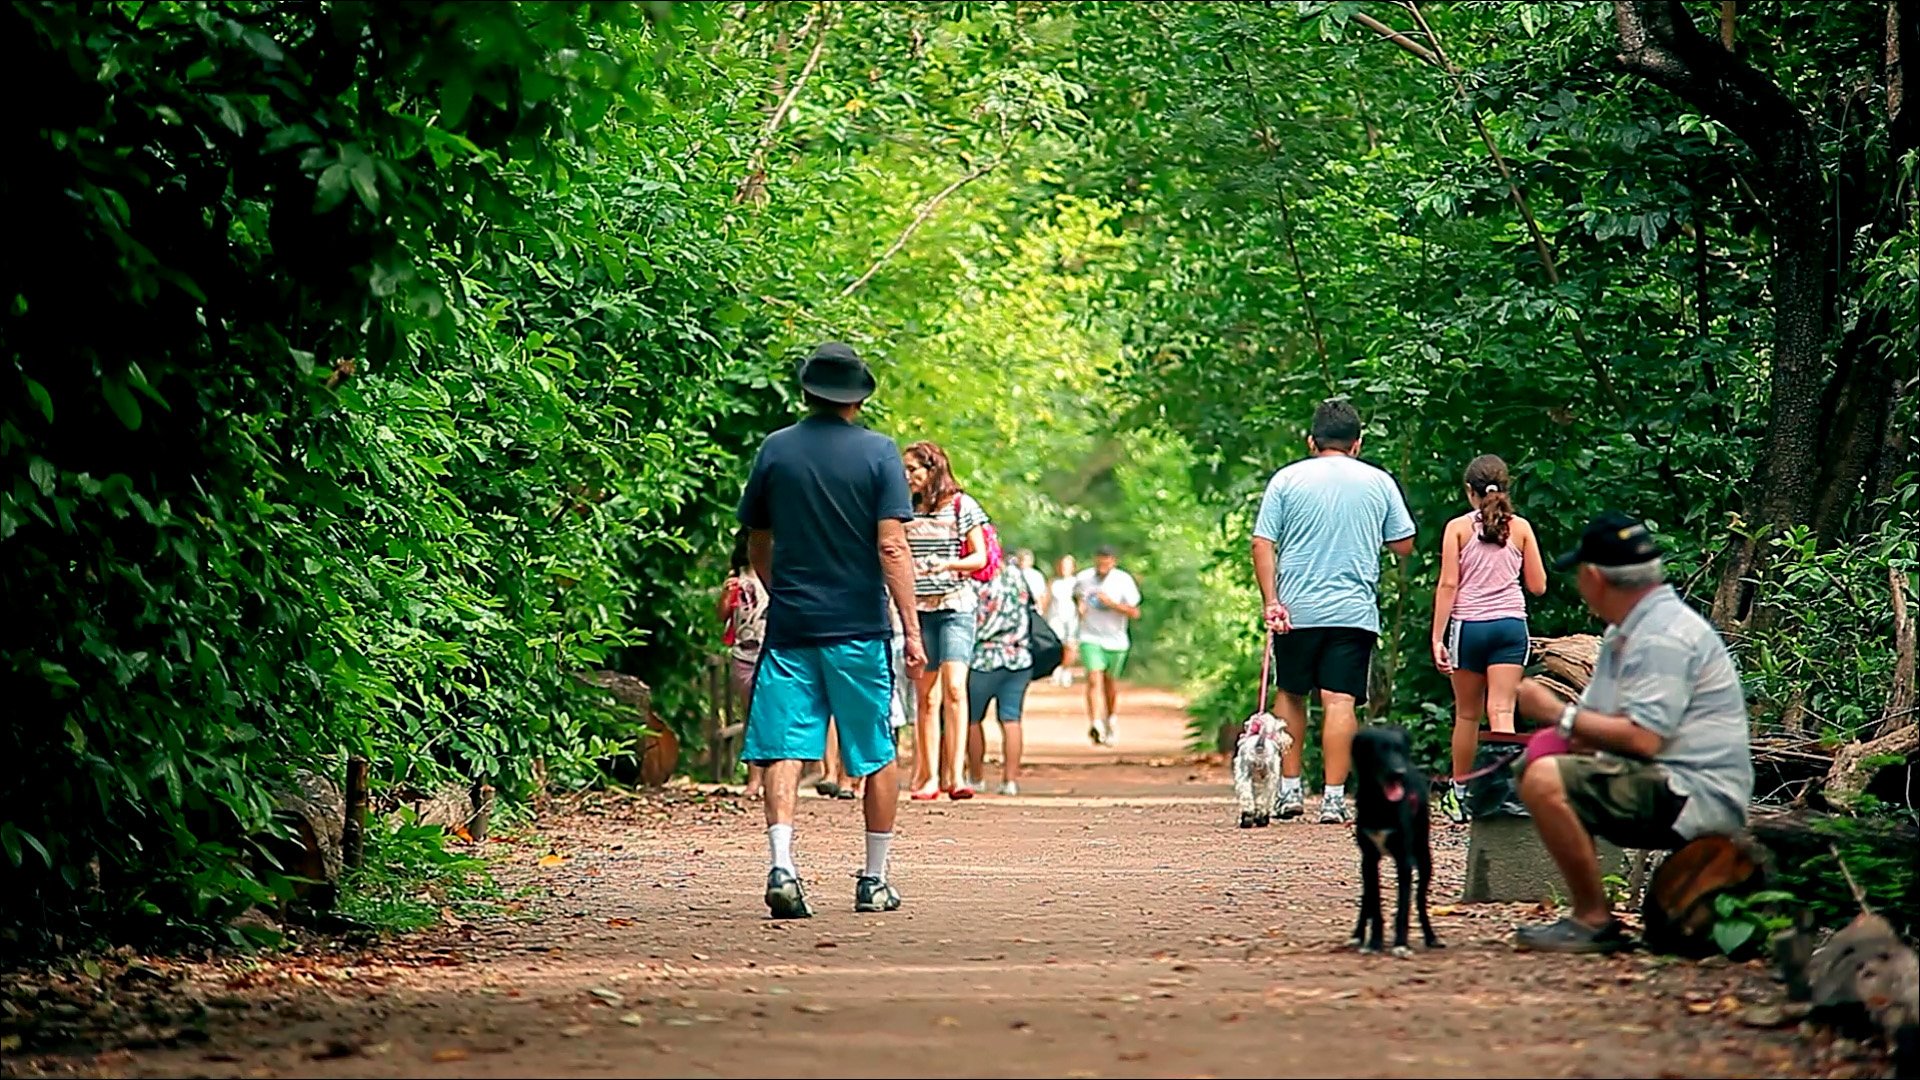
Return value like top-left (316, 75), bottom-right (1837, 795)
top-left (798, 342), bottom-right (876, 404)
top-left (1553, 510), bottom-right (1662, 571)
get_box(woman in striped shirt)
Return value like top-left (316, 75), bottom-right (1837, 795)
top-left (903, 441), bottom-right (991, 800)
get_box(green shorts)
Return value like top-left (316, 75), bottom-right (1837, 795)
top-left (1080, 642), bottom-right (1129, 678)
top-left (1555, 755), bottom-right (1688, 851)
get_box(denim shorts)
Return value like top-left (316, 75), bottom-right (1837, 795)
top-left (1446, 617), bottom-right (1529, 674)
top-left (920, 608), bottom-right (976, 668)
top-left (967, 666), bottom-right (1032, 724)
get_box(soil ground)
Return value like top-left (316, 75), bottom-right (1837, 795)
top-left (1, 680), bottom-right (1884, 1079)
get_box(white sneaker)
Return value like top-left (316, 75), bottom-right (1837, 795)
top-left (1101, 716), bottom-right (1117, 745)
top-left (998, 781), bottom-right (1019, 796)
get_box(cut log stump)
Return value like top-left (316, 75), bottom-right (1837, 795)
top-left (1640, 834), bottom-right (1767, 957)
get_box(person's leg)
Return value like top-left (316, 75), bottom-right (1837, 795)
top-left (820, 639), bottom-right (904, 909)
top-left (1275, 689), bottom-right (1310, 777)
top-left (1313, 628), bottom-right (1375, 821)
top-left (912, 667), bottom-right (940, 794)
top-left (939, 659), bottom-right (969, 792)
top-left (1518, 757), bottom-right (1611, 927)
top-left (744, 646), bottom-right (830, 919)
top-left (822, 720), bottom-right (844, 792)
top-left (1099, 648), bottom-right (1125, 740)
top-left (999, 668), bottom-right (1029, 791)
top-left (965, 668), bottom-right (994, 789)
top-left (1082, 642), bottom-right (1109, 743)
top-left (1483, 664), bottom-right (1522, 734)
top-left (1447, 670), bottom-right (1488, 779)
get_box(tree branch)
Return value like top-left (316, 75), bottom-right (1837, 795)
top-left (838, 160), bottom-right (999, 300)
top-left (736, 3), bottom-right (833, 205)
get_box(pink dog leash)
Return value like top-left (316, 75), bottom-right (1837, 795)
top-left (1256, 628), bottom-right (1273, 718)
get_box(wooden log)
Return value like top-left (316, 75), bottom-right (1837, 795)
top-left (264, 769), bottom-right (347, 910)
top-left (640, 724), bottom-right (679, 787)
top-left (341, 757), bottom-right (369, 871)
top-left (1824, 722), bottom-right (1920, 807)
top-left (1779, 910), bottom-right (1920, 1069)
top-left (1641, 834), bottom-right (1767, 957)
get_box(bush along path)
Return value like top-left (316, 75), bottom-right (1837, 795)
top-left (0, 683), bottom-right (1896, 1078)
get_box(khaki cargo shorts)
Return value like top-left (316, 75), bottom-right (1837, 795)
top-left (1556, 755), bottom-right (1689, 851)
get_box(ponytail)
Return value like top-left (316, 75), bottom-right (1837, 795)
top-left (1463, 454), bottom-right (1513, 546)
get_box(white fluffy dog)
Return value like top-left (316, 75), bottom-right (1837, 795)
top-left (1233, 711), bottom-right (1293, 828)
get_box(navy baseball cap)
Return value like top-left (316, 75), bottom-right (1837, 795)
top-left (1553, 511), bottom-right (1662, 571)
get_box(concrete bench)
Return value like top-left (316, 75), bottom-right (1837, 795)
top-left (1455, 732), bottom-right (1641, 905)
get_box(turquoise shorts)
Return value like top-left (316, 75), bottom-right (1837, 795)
top-left (744, 639), bottom-right (898, 778)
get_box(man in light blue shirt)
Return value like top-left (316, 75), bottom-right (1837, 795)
top-left (1251, 399), bottom-right (1417, 823)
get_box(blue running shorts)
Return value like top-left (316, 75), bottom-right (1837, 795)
top-left (744, 638), bottom-right (898, 778)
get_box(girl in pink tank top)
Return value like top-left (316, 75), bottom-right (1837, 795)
top-left (1431, 455), bottom-right (1547, 823)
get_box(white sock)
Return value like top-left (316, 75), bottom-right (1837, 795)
top-left (768, 824), bottom-right (795, 874)
top-left (864, 832), bottom-right (892, 881)
top-left (1281, 775), bottom-right (1303, 797)
top-left (1323, 783), bottom-right (1346, 803)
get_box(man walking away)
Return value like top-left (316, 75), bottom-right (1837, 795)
top-left (737, 342), bottom-right (926, 919)
top-left (1251, 399), bottom-right (1416, 824)
top-left (1076, 545), bottom-right (1141, 745)
top-left (1015, 550), bottom-right (1048, 616)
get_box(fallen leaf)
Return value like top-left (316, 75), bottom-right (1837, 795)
top-left (935, 1015), bottom-right (960, 1027)
top-left (794, 1003), bottom-right (832, 1015)
top-left (538, 854), bottom-right (566, 868)
top-left (1686, 1002), bottom-right (1715, 1014)
top-left (1432, 905), bottom-right (1458, 916)
top-left (561, 1023), bottom-right (592, 1037)
top-left (621, 1013), bottom-right (645, 1026)
top-left (452, 826), bottom-right (473, 842)
top-left (1118, 1050), bottom-right (1148, 1061)
top-left (440, 907), bottom-right (463, 928)
top-left (431, 1049), bottom-right (470, 1063)
top-left (606, 918), bottom-right (635, 928)
top-left (691, 952), bottom-right (709, 961)
top-left (590, 987), bottom-right (623, 1004)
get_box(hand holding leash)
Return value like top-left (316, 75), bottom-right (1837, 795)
top-left (1263, 601), bottom-right (1291, 634)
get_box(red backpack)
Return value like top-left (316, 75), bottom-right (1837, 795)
top-left (953, 495), bottom-right (1002, 583)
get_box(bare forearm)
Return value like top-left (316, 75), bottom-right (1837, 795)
top-left (879, 538), bottom-right (921, 641)
top-left (1431, 584), bottom-right (1457, 641)
top-left (1517, 681), bottom-right (1663, 758)
top-left (1251, 539), bottom-right (1279, 607)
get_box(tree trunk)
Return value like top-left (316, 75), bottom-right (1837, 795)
top-left (1614, 2), bottom-right (1832, 628)
top-left (1886, 567), bottom-right (1917, 733)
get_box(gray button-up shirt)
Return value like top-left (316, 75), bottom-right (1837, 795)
top-left (1578, 585), bottom-right (1753, 838)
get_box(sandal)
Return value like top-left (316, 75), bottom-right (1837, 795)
top-left (1513, 916), bottom-right (1630, 954)
top-left (910, 787), bottom-right (941, 801)
top-left (834, 786), bottom-right (857, 800)
top-left (948, 786), bottom-right (974, 801)
top-left (814, 780), bottom-right (844, 798)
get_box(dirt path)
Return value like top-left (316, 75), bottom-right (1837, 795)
top-left (5, 681), bottom-right (1867, 1078)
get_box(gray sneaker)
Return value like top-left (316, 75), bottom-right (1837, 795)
top-left (1318, 793), bottom-right (1353, 824)
top-left (1275, 788), bottom-right (1305, 820)
top-left (854, 875), bottom-right (901, 913)
top-left (765, 868), bottom-right (813, 919)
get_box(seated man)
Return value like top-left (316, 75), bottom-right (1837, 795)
top-left (1511, 511), bottom-right (1753, 954)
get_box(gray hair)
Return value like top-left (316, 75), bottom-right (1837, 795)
top-left (1597, 558), bottom-right (1664, 589)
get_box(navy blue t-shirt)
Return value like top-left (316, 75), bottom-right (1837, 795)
top-left (736, 415), bottom-right (915, 649)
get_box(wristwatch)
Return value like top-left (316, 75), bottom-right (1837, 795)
top-left (1556, 701), bottom-right (1579, 739)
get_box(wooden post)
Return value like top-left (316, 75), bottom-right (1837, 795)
top-left (469, 784), bottom-right (495, 843)
top-left (707, 656), bottom-right (724, 783)
top-left (342, 756), bottom-right (369, 871)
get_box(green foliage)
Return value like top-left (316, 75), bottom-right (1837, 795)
top-left (337, 818), bottom-right (504, 935)
top-left (1711, 889), bottom-right (1797, 958)
top-left (5, 0), bottom-right (1915, 943)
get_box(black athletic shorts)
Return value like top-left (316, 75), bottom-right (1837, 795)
top-left (1270, 627), bottom-right (1376, 706)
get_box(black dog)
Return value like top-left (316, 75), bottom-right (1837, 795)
top-left (1348, 725), bottom-right (1442, 957)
